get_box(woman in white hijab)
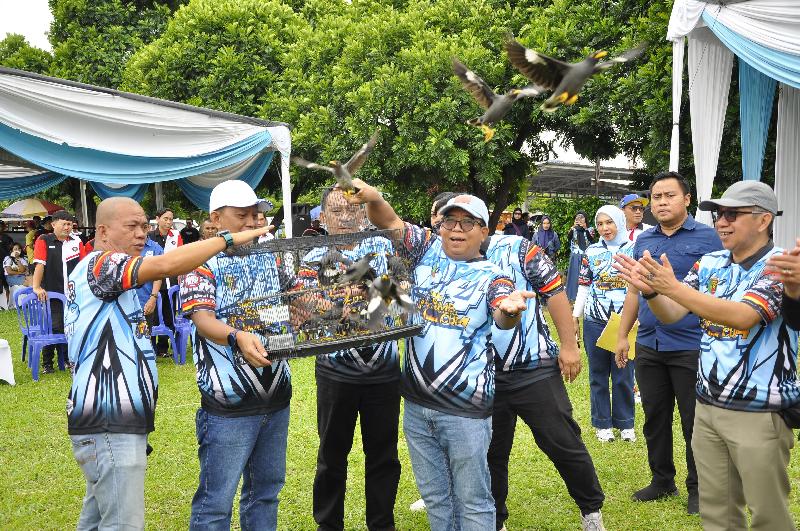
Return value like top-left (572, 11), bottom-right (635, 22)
top-left (572, 205), bottom-right (636, 443)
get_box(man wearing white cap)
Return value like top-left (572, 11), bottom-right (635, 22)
top-left (619, 193), bottom-right (653, 243)
top-left (344, 179), bottom-right (535, 531)
top-left (614, 180), bottom-right (800, 530)
top-left (180, 180), bottom-right (299, 531)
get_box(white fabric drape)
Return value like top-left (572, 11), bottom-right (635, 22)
top-left (688, 27), bottom-right (733, 227)
top-left (267, 126), bottom-right (294, 238)
top-left (668, 0), bottom-right (800, 54)
top-left (0, 73), bottom-right (266, 157)
top-left (670, 39), bottom-right (685, 172)
top-left (0, 165), bottom-right (47, 178)
top-left (773, 84), bottom-right (800, 250)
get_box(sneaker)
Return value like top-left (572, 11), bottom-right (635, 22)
top-left (595, 428), bottom-right (615, 442)
top-left (620, 429), bottom-right (636, 442)
top-left (634, 389), bottom-right (642, 404)
top-left (581, 511), bottom-right (606, 531)
top-left (158, 351), bottom-right (171, 359)
top-left (687, 490), bottom-right (699, 515)
top-left (632, 483), bottom-right (679, 502)
top-left (41, 366), bottom-right (55, 375)
top-left (409, 498), bottom-right (426, 512)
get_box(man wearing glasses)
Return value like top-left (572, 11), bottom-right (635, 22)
top-left (613, 180), bottom-right (799, 530)
top-left (344, 180), bottom-right (534, 530)
top-left (614, 172), bottom-right (721, 515)
top-left (619, 193), bottom-right (653, 243)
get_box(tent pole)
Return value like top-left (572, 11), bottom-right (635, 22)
top-left (154, 182), bottom-right (164, 212)
top-left (79, 180), bottom-right (89, 227)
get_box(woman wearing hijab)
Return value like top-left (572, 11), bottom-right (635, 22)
top-left (572, 206), bottom-right (635, 443)
top-left (532, 215), bottom-right (560, 260)
top-left (503, 208), bottom-right (531, 239)
top-left (565, 211), bottom-right (596, 302)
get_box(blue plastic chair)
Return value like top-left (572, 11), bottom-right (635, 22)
top-left (167, 285), bottom-right (191, 365)
top-left (13, 286), bottom-right (34, 362)
top-left (19, 292), bottom-right (68, 381)
top-left (150, 293), bottom-right (176, 360)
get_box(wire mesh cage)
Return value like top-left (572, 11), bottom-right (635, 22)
top-left (216, 229), bottom-right (422, 360)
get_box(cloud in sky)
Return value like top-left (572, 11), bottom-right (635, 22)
top-left (0, 0), bottom-right (53, 52)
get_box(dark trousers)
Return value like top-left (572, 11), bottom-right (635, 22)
top-left (313, 374), bottom-right (401, 531)
top-left (634, 344), bottom-right (699, 493)
top-left (42, 298), bottom-right (66, 369)
top-left (488, 374), bottom-right (604, 530)
top-left (154, 287), bottom-right (174, 354)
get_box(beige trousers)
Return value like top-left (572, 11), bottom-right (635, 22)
top-left (692, 401), bottom-right (796, 531)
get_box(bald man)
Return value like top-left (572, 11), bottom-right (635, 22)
top-left (65, 197), bottom-right (270, 530)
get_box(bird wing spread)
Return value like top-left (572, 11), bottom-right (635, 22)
top-left (452, 58), bottom-right (496, 110)
top-left (594, 43), bottom-right (647, 72)
top-left (515, 84), bottom-right (546, 98)
top-left (291, 156), bottom-right (334, 173)
top-left (504, 37), bottom-right (570, 90)
top-left (344, 128), bottom-right (381, 174)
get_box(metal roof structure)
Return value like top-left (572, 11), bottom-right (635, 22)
top-left (526, 160), bottom-right (643, 200)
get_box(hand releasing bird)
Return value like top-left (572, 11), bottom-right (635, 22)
top-left (291, 128), bottom-right (381, 194)
top-left (365, 274), bottom-right (416, 330)
top-left (452, 58), bottom-right (544, 142)
top-left (340, 253), bottom-right (378, 285)
top-left (504, 35), bottom-right (646, 113)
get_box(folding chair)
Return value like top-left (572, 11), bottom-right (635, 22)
top-left (13, 286), bottom-right (34, 362)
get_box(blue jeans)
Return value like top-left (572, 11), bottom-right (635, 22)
top-left (583, 318), bottom-right (635, 429)
top-left (403, 400), bottom-right (495, 531)
top-left (70, 432), bottom-right (147, 531)
top-left (190, 406), bottom-right (290, 531)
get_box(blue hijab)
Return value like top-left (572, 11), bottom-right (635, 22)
top-left (534, 216), bottom-right (557, 249)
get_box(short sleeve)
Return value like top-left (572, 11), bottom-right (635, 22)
top-left (682, 261), bottom-right (701, 291)
top-left (33, 237), bottom-right (47, 265)
top-left (398, 222), bottom-right (436, 268)
top-left (742, 273), bottom-right (783, 324)
top-left (578, 255), bottom-right (592, 286)
top-left (487, 275), bottom-right (515, 312)
top-left (87, 252), bottom-right (143, 302)
top-left (2, 256), bottom-right (10, 269)
top-left (520, 240), bottom-right (564, 299)
top-left (180, 264), bottom-right (217, 314)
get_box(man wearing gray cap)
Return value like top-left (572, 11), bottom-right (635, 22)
top-left (614, 180), bottom-right (800, 531)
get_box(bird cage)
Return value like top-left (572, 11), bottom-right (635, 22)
top-left (216, 229), bottom-right (422, 360)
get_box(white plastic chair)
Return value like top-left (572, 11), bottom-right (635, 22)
top-left (0, 339), bottom-right (15, 385)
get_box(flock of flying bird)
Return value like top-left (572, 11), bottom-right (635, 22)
top-left (287, 35), bottom-right (646, 336)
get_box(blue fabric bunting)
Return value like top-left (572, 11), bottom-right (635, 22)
top-left (0, 171), bottom-right (67, 199)
top-left (90, 182), bottom-right (148, 202)
top-left (738, 60), bottom-right (777, 181)
top-left (177, 151), bottom-right (275, 211)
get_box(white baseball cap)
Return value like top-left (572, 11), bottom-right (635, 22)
top-left (438, 194), bottom-right (490, 226)
top-left (209, 180), bottom-right (271, 213)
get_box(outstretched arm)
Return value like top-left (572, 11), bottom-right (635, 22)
top-left (344, 178), bottom-right (404, 232)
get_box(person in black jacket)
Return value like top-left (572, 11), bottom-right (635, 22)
top-left (503, 208), bottom-right (531, 239)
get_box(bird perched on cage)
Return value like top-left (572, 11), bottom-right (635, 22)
top-left (386, 253), bottom-right (410, 281)
top-left (365, 273), bottom-right (416, 330)
top-left (452, 58), bottom-right (545, 142)
top-left (311, 249), bottom-right (353, 286)
top-left (504, 34), bottom-right (646, 113)
top-left (340, 252), bottom-right (378, 285)
top-left (291, 128), bottom-right (381, 194)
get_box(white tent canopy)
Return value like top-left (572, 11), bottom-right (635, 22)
top-left (0, 67), bottom-right (293, 236)
top-left (667, 0), bottom-right (800, 248)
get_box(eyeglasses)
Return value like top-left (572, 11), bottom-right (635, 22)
top-left (711, 210), bottom-right (763, 223)
top-left (626, 205), bottom-right (645, 212)
top-left (441, 217), bottom-right (482, 232)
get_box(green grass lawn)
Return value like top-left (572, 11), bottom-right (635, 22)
top-left (1, 308), bottom-right (799, 530)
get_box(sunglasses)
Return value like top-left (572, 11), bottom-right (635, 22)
top-left (441, 217), bottom-right (483, 232)
top-left (711, 209), bottom-right (763, 223)
top-left (626, 205), bottom-right (645, 212)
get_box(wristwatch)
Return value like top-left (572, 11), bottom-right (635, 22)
top-left (218, 230), bottom-right (234, 249)
top-left (642, 291), bottom-right (659, 300)
top-left (227, 330), bottom-right (239, 350)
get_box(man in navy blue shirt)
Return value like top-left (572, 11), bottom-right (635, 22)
top-left (614, 172), bottom-right (721, 514)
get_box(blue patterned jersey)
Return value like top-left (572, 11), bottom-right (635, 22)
top-left (299, 236), bottom-right (399, 383)
top-left (578, 241), bottom-right (635, 322)
top-left (65, 252), bottom-right (157, 435)
top-left (180, 251), bottom-right (295, 417)
top-left (135, 237), bottom-right (163, 309)
top-left (399, 223), bottom-right (514, 418)
top-left (683, 246), bottom-right (800, 411)
top-left (485, 235), bottom-right (563, 389)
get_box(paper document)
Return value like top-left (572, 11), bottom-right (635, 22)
top-left (596, 312), bottom-right (637, 359)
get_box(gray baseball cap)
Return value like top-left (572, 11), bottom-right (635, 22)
top-left (698, 180), bottom-right (782, 216)
top-left (438, 194), bottom-right (490, 225)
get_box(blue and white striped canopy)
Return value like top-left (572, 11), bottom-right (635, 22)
top-left (0, 67), bottom-right (293, 233)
